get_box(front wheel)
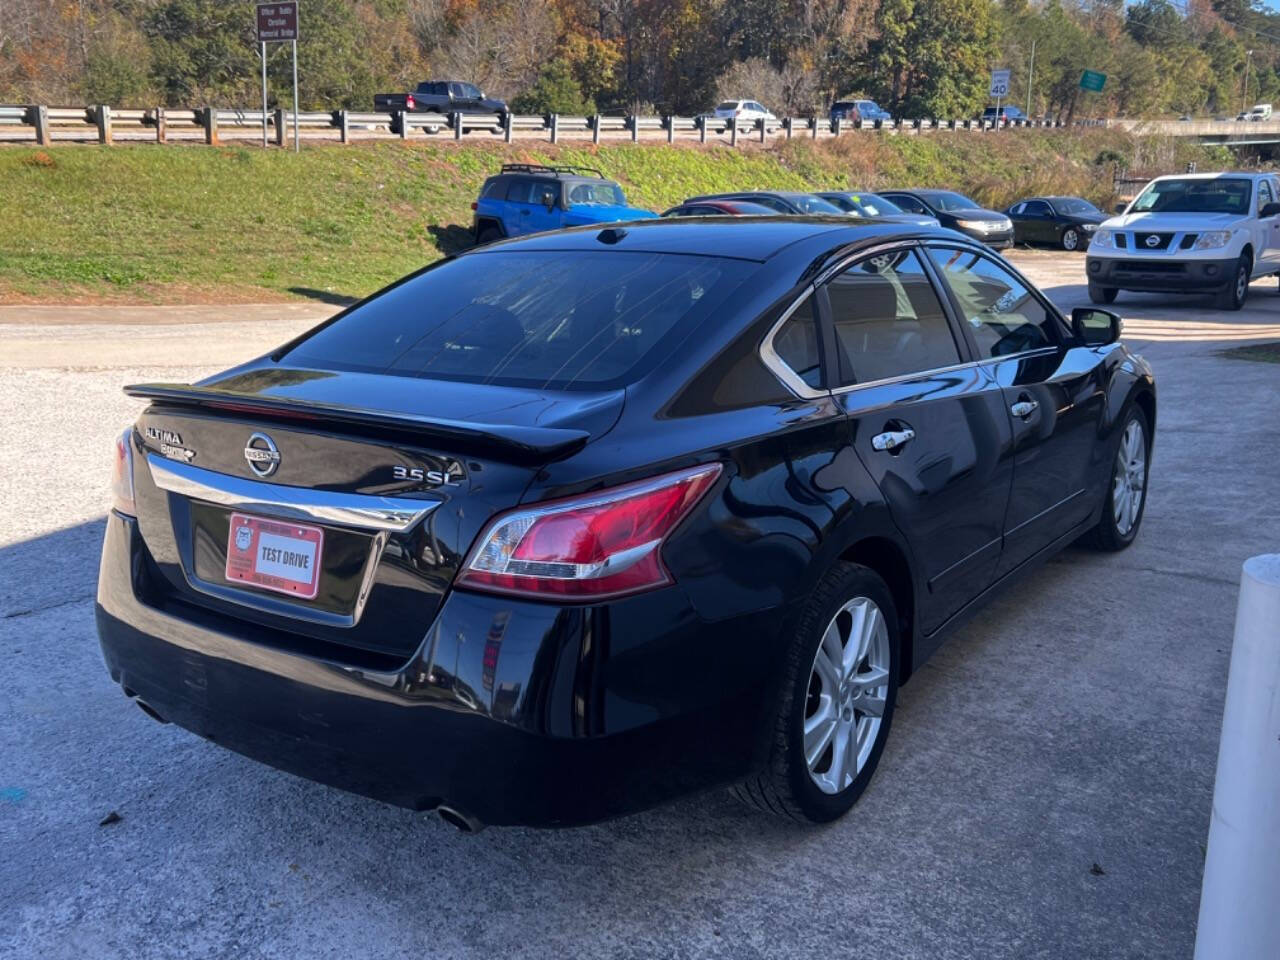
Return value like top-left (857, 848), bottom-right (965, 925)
top-left (1088, 283), bottom-right (1118, 304)
top-left (1216, 255), bottom-right (1250, 311)
top-left (1062, 227), bottom-right (1080, 251)
top-left (731, 563), bottom-right (899, 823)
top-left (1086, 406), bottom-right (1150, 551)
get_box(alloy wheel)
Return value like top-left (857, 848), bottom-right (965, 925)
top-left (804, 597), bottom-right (891, 795)
top-left (1236, 266), bottom-right (1249, 303)
top-left (1063, 228), bottom-right (1079, 251)
top-left (1112, 418), bottom-right (1147, 536)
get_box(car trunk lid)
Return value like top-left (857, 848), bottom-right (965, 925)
top-left (125, 367), bottom-right (623, 666)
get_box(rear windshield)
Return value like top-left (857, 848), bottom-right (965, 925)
top-left (282, 251), bottom-right (757, 390)
top-left (1131, 178), bottom-right (1252, 214)
top-left (716, 101), bottom-right (740, 110)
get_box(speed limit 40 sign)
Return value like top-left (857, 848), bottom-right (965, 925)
top-left (989, 69), bottom-right (1011, 98)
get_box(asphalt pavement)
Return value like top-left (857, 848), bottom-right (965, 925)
top-left (2, 251), bottom-right (1278, 959)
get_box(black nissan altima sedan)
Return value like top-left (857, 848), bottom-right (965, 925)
top-left (98, 218), bottom-right (1156, 829)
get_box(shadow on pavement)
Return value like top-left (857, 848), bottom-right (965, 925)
top-left (285, 287), bottom-right (360, 307)
top-left (0, 518), bottom-right (105, 620)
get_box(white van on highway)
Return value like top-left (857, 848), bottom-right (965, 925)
top-left (1249, 103), bottom-right (1273, 121)
top-left (1086, 171), bottom-right (1280, 310)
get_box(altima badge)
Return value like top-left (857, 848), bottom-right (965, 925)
top-left (145, 425), bottom-right (196, 463)
top-left (244, 432), bottom-right (281, 478)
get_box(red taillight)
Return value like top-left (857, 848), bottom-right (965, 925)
top-left (457, 464), bottom-right (722, 601)
top-left (111, 429), bottom-right (136, 517)
top-left (471, 201), bottom-right (478, 210)
top-left (406, 94), bottom-right (416, 111)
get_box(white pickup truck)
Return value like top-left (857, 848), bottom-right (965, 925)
top-left (1085, 171), bottom-right (1280, 310)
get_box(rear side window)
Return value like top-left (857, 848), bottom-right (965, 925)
top-left (926, 247), bottom-right (1059, 357)
top-left (283, 252), bottom-right (757, 390)
top-left (771, 296), bottom-right (822, 389)
top-left (886, 194), bottom-right (926, 215)
top-left (826, 249), bottom-right (961, 385)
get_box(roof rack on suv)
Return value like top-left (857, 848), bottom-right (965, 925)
top-left (499, 163), bottom-right (608, 179)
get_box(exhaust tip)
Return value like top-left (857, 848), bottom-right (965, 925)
top-left (437, 805), bottom-right (484, 834)
top-left (133, 699), bottom-right (169, 725)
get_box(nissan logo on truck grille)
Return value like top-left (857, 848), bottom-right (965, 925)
top-left (243, 432), bottom-right (281, 478)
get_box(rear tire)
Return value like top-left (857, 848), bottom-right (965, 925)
top-left (474, 226), bottom-right (503, 246)
top-left (1216, 255), bottom-right (1250, 311)
top-left (1088, 283), bottom-right (1118, 304)
top-left (731, 563), bottom-right (899, 823)
top-left (1085, 405), bottom-right (1150, 552)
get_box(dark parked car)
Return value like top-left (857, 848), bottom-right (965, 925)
top-left (1007, 196), bottom-right (1105, 251)
top-left (830, 99), bottom-right (891, 123)
top-left (472, 163), bottom-right (656, 243)
top-left (684, 191), bottom-right (846, 215)
top-left (878, 189), bottom-right (1015, 248)
top-left (981, 105), bottom-right (1027, 125)
top-left (817, 191), bottom-right (940, 226)
top-left (375, 80), bottom-right (506, 134)
top-left (662, 199), bottom-right (780, 217)
top-left (99, 219), bottom-right (1155, 829)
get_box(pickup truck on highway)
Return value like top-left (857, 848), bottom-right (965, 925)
top-left (374, 81), bottom-right (507, 133)
top-left (1086, 171), bottom-right (1280, 310)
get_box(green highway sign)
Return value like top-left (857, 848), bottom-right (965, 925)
top-left (1080, 70), bottom-right (1107, 93)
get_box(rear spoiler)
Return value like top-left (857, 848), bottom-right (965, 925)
top-left (124, 383), bottom-right (590, 465)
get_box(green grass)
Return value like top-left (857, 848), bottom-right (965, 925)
top-left (0, 132), bottom-right (1231, 303)
top-left (1218, 342), bottom-right (1280, 364)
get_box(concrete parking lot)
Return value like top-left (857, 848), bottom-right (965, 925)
top-left (2, 251), bottom-right (1278, 959)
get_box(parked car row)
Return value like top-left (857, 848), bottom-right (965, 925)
top-left (468, 163), bottom-right (1113, 263)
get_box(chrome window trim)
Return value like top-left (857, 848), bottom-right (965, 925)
top-left (759, 284), bottom-right (826, 399)
top-left (147, 454), bottom-right (441, 533)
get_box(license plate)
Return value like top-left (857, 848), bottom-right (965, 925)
top-left (225, 513), bottom-right (324, 600)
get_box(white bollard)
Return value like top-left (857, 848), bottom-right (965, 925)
top-left (1194, 554), bottom-right (1280, 960)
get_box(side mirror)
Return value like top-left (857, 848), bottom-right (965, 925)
top-left (1261, 201), bottom-right (1280, 218)
top-left (1113, 202), bottom-right (1128, 214)
top-left (543, 192), bottom-right (556, 212)
top-left (1072, 307), bottom-right (1122, 346)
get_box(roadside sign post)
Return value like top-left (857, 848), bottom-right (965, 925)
top-left (989, 69), bottom-right (1011, 129)
top-left (260, 42), bottom-right (267, 148)
top-left (255, 2), bottom-right (300, 152)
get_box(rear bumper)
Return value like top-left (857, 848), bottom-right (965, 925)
top-left (1086, 254), bottom-right (1237, 291)
top-left (96, 512), bottom-right (787, 827)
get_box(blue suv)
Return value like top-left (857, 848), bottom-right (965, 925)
top-left (472, 164), bottom-right (656, 244)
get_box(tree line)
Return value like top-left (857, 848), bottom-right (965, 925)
top-left (3, 0), bottom-right (1280, 121)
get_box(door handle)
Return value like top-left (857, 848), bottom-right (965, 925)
top-left (871, 428), bottom-right (916, 452)
top-left (1011, 399), bottom-right (1039, 419)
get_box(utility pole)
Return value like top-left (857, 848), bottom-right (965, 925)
top-left (1026, 39), bottom-right (1036, 118)
top-left (1243, 50), bottom-right (1252, 114)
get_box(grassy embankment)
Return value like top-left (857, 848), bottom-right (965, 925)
top-left (0, 131), bottom-right (1229, 304)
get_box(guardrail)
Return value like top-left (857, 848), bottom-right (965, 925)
top-left (0, 103), bottom-right (1083, 147)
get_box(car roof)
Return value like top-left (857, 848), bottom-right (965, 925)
top-left (689, 191), bottom-right (822, 202)
top-left (1149, 171), bottom-right (1264, 181)
top-left (458, 217), bottom-right (960, 264)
